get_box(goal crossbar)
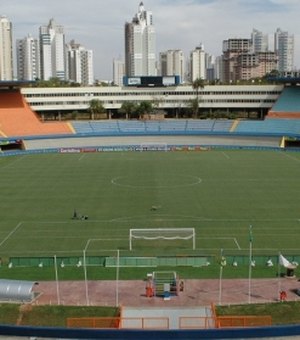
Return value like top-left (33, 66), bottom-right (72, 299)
top-left (129, 228), bottom-right (195, 251)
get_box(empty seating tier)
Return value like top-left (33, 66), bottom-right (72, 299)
top-left (0, 90), bottom-right (73, 137)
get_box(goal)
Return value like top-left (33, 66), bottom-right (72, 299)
top-left (138, 143), bottom-right (168, 151)
top-left (129, 228), bottom-right (196, 251)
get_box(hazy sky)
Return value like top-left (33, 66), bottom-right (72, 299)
top-left (3, 0), bottom-right (300, 80)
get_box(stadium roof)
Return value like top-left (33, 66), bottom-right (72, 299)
top-left (0, 81), bottom-right (35, 89)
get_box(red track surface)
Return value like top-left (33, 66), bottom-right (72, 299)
top-left (32, 278), bottom-right (300, 307)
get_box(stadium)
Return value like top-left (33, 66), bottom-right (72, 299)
top-left (0, 81), bottom-right (300, 338)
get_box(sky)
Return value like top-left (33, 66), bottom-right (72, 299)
top-left (2, 0), bottom-right (300, 80)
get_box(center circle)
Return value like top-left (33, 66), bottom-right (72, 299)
top-left (111, 175), bottom-right (202, 188)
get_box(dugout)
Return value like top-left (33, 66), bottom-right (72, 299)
top-left (0, 279), bottom-right (38, 302)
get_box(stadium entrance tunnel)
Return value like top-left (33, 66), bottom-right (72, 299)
top-left (0, 279), bottom-right (38, 303)
top-left (0, 139), bottom-right (24, 151)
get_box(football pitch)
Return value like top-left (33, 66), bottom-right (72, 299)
top-left (0, 149), bottom-right (300, 260)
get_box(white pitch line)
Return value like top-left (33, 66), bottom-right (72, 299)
top-left (281, 151), bottom-right (300, 163)
top-left (0, 222), bottom-right (23, 247)
top-left (221, 151), bottom-right (230, 159)
top-left (234, 238), bottom-right (241, 250)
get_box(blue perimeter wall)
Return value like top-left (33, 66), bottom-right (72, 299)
top-left (1, 323), bottom-right (300, 339)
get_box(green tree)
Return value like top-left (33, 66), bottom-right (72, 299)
top-left (188, 98), bottom-right (199, 118)
top-left (136, 101), bottom-right (153, 119)
top-left (119, 101), bottom-right (137, 120)
top-left (192, 78), bottom-right (205, 118)
top-left (88, 99), bottom-right (105, 120)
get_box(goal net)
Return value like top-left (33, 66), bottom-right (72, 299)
top-left (138, 143), bottom-right (168, 151)
top-left (129, 228), bottom-right (195, 251)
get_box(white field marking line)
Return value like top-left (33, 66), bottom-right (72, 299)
top-left (234, 238), bottom-right (241, 250)
top-left (111, 175), bottom-right (202, 189)
top-left (198, 236), bottom-right (241, 249)
top-left (110, 215), bottom-right (300, 223)
top-left (78, 154), bottom-right (85, 161)
top-left (281, 151), bottom-right (300, 163)
top-left (0, 155), bottom-right (26, 169)
top-left (221, 151), bottom-right (230, 159)
top-left (0, 222), bottom-right (23, 247)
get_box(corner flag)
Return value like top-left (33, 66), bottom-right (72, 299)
top-left (279, 254), bottom-right (292, 268)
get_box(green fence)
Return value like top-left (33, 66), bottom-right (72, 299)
top-left (8, 255), bottom-right (300, 268)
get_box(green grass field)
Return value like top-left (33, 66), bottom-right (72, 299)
top-left (0, 149), bottom-right (300, 261)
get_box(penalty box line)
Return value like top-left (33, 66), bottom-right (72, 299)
top-left (198, 237), bottom-right (241, 250)
top-left (0, 221), bottom-right (23, 248)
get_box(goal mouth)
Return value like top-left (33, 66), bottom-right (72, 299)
top-left (129, 228), bottom-right (196, 251)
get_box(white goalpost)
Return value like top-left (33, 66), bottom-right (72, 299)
top-left (129, 228), bottom-right (196, 251)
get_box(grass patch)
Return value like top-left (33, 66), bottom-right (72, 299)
top-left (0, 303), bottom-right (118, 327)
top-left (217, 301), bottom-right (300, 325)
top-left (0, 264), bottom-right (282, 281)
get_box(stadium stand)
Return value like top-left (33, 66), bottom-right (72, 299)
top-left (268, 86), bottom-right (300, 118)
top-left (0, 89), bottom-right (73, 137)
top-left (234, 119), bottom-right (300, 136)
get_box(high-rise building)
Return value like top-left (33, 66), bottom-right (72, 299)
top-left (16, 35), bottom-right (40, 81)
top-left (222, 39), bottom-right (252, 82)
top-left (190, 44), bottom-right (206, 82)
top-left (67, 40), bottom-right (94, 85)
top-left (113, 59), bottom-right (125, 86)
top-left (251, 28), bottom-right (269, 53)
top-left (159, 49), bottom-right (185, 83)
top-left (0, 16), bottom-right (13, 80)
top-left (39, 18), bottom-right (66, 80)
top-left (125, 2), bottom-right (156, 77)
top-left (274, 28), bottom-right (294, 72)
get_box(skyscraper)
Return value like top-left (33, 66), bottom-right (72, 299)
top-left (125, 2), bottom-right (156, 77)
top-left (113, 58), bottom-right (125, 86)
top-left (251, 28), bottom-right (269, 53)
top-left (39, 18), bottom-right (66, 80)
top-left (159, 49), bottom-right (185, 83)
top-left (190, 44), bottom-right (206, 82)
top-left (222, 39), bottom-right (252, 82)
top-left (16, 35), bottom-right (40, 81)
top-left (67, 40), bottom-right (94, 85)
top-left (274, 28), bottom-right (294, 72)
top-left (0, 16), bottom-right (13, 80)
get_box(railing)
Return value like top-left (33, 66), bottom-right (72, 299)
top-left (67, 315), bottom-right (271, 330)
top-left (67, 317), bottom-right (169, 330)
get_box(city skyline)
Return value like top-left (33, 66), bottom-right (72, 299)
top-left (2, 0), bottom-right (300, 80)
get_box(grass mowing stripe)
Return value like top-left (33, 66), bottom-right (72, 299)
top-left (0, 150), bottom-right (299, 258)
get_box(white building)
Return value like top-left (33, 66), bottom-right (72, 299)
top-left (16, 35), bottom-right (40, 81)
top-left (159, 50), bottom-right (185, 83)
top-left (67, 40), bottom-right (94, 85)
top-left (113, 59), bottom-right (125, 86)
top-left (274, 28), bottom-right (294, 72)
top-left (0, 16), bottom-right (13, 80)
top-left (125, 2), bottom-right (156, 77)
top-left (251, 28), bottom-right (269, 53)
top-left (39, 18), bottom-right (66, 80)
top-left (190, 44), bottom-right (206, 82)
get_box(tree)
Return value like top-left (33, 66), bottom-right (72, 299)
top-left (88, 99), bottom-right (105, 120)
top-left (188, 98), bottom-right (199, 118)
top-left (119, 101), bottom-right (137, 119)
top-left (192, 78), bottom-right (205, 118)
top-left (136, 101), bottom-right (153, 119)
